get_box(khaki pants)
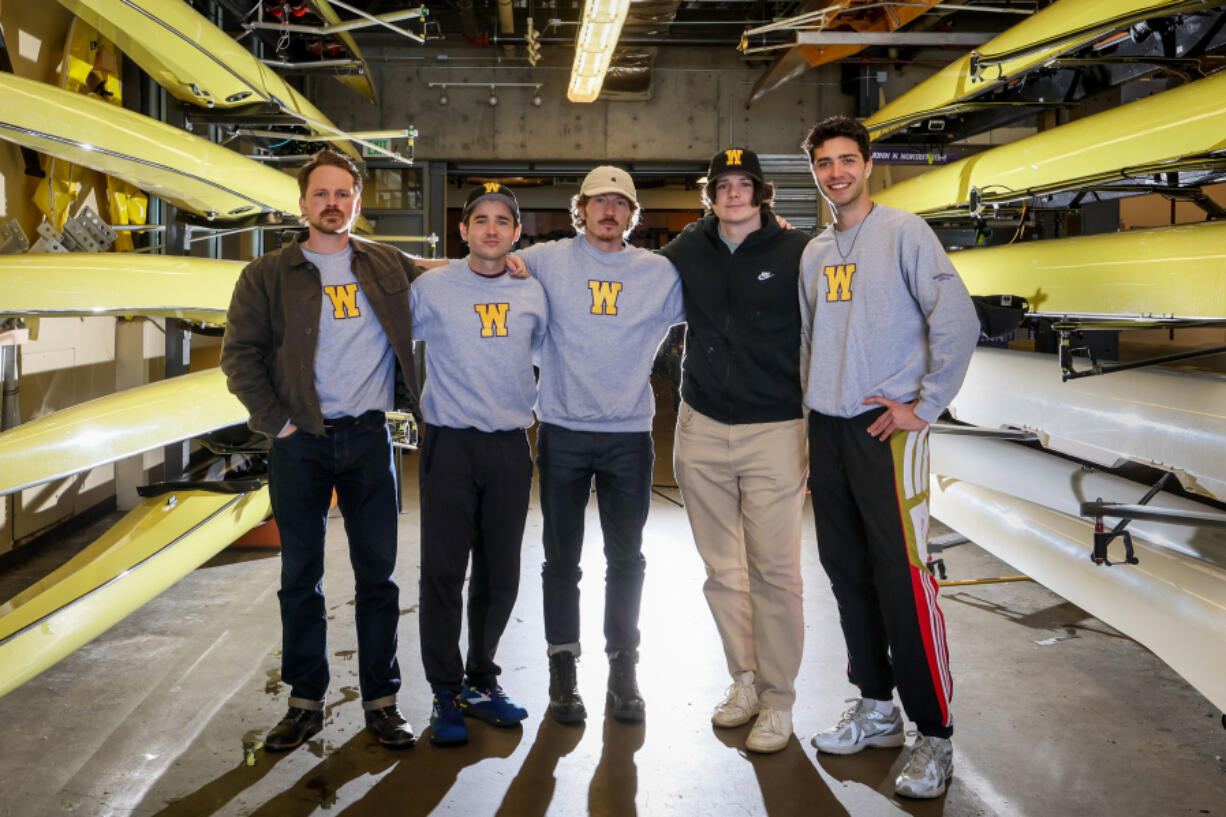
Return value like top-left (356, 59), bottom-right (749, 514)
top-left (673, 402), bottom-right (807, 711)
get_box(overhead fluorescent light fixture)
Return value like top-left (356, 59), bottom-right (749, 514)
top-left (567, 0), bottom-right (632, 103)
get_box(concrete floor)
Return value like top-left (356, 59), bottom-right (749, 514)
top-left (2, 424), bottom-right (1225, 817)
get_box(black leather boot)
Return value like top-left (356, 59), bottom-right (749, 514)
top-left (548, 651), bottom-right (586, 724)
top-left (606, 651), bottom-right (646, 723)
top-left (365, 704), bottom-right (416, 748)
top-left (265, 706), bottom-right (324, 750)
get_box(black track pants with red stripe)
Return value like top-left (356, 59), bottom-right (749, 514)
top-left (808, 409), bottom-right (953, 738)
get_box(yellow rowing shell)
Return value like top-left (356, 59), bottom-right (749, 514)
top-left (54, 0), bottom-right (362, 162)
top-left (0, 369), bottom-right (248, 496)
top-left (0, 487), bottom-right (271, 699)
top-left (950, 221), bottom-right (1226, 320)
top-left (0, 72), bottom-right (299, 220)
top-left (311, 0), bottom-right (378, 103)
top-left (875, 69), bottom-right (1226, 217)
top-left (864, 0), bottom-right (1220, 141)
top-left (0, 253), bottom-right (242, 326)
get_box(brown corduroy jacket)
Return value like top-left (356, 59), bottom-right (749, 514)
top-left (220, 234), bottom-right (421, 438)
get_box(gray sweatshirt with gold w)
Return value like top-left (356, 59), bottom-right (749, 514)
top-left (798, 204), bottom-right (979, 424)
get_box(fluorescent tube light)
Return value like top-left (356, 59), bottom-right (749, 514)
top-left (567, 0), bottom-right (632, 103)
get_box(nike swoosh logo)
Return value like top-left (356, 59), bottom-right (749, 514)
top-left (757, 271), bottom-right (774, 281)
top-left (468, 691), bottom-right (491, 704)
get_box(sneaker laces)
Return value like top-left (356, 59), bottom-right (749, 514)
top-left (900, 731), bottom-right (942, 775)
top-left (609, 654), bottom-right (640, 696)
top-left (551, 655), bottom-right (578, 690)
top-left (374, 707), bottom-right (407, 727)
top-left (834, 697), bottom-right (867, 728)
top-left (753, 709), bottom-right (787, 735)
top-left (720, 680), bottom-right (755, 710)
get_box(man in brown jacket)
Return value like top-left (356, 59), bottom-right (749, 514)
top-left (221, 149), bottom-right (419, 750)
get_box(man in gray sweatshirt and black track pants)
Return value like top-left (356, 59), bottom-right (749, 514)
top-left (798, 116), bottom-right (979, 800)
top-left (411, 183), bottom-right (547, 746)
top-left (517, 167), bottom-right (685, 726)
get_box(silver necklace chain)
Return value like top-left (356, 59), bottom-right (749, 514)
top-left (833, 203), bottom-right (876, 264)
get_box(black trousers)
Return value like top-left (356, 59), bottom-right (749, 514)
top-left (418, 425), bottom-right (533, 693)
top-left (808, 409), bottom-right (953, 739)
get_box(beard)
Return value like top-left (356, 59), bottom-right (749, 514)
top-left (306, 209), bottom-right (350, 234)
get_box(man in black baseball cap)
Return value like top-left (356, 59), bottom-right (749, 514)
top-left (704, 147), bottom-right (766, 185)
top-left (460, 181), bottom-right (521, 224)
top-left (660, 146), bottom-right (810, 754)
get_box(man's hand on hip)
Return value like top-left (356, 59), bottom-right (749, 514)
top-left (862, 397), bottom-right (927, 442)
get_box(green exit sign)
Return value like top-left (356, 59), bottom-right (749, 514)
top-left (362, 138), bottom-right (391, 157)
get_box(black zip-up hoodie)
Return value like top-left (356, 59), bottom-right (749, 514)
top-left (660, 211), bottom-right (810, 424)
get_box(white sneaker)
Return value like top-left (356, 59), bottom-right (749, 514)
top-left (712, 672), bottom-right (759, 728)
top-left (810, 698), bottom-right (904, 755)
top-left (894, 734), bottom-right (953, 799)
top-left (745, 708), bottom-right (791, 753)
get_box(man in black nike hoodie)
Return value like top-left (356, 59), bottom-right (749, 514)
top-left (659, 147), bottom-right (810, 754)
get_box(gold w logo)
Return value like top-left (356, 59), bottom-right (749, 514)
top-left (475, 303), bottom-right (511, 337)
top-left (724, 149), bottom-right (744, 166)
top-left (483, 182), bottom-right (501, 194)
top-left (324, 283), bottom-right (361, 318)
top-left (588, 280), bottom-right (622, 315)
top-left (823, 264), bottom-right (855, 302)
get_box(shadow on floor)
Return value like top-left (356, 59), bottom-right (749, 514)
top-left (335, 719), bottom-right (524, 816)
top-left (495, 718), bottom-right (586, 816)
top-left (146, 730), bottom-right (386, 817)
top-left (944, 594), bottom-right (1127, 639)
top-left (589, 716), bottom-right (646, 817)
top-left (713, 723), bottom-right (852, 817)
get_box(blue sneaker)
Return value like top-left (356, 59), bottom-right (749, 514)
top-left (459, 684), bottom-right (528, 726)
top-left (429, 691), bottom-right (468, 745)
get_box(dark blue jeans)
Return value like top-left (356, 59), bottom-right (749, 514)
top-left (537, 422), bottom-right (654, 655)
top-left (267, 419), bottom-right (401, 705)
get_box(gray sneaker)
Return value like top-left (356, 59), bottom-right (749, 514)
top-left (810, 698), bottom-right (904, 755)
top-left (894, 734), bottom-right (953, 799)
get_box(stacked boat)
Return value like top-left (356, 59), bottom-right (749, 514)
top-left (0, 0), bottom-right (410, 697)
top-left (866, 0), bottom-right (1226, 713)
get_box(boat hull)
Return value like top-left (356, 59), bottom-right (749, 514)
top-left (874, 70), bottom-right (1226, 217)
top-left (865, 0), bottom-right (1219, 140)
top-left (0, 254), bottom-right (242, 326)
top-left (0, 487), bottom-right (271, 699)
top-left (949, 221), bottom-right (1226, 320)
top-left (0, 369), bottom-right (248, 497)
top-left (0, 72), bottom-right (299, 220)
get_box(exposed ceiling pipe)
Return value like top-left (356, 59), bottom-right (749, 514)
top-left (602, 0), bottom-right (683, 99)
top-left (497, 0), bottom-right (517, 57)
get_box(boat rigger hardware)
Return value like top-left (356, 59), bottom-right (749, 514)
top-left (1082, 499), bottom-right (1226, 532)
top-left (1083, 472), bottom-right (1174, 566)
top-left (244, 2), bottom-right (427, 43)
top-left (967, 0), bottom-right (1224, 80)
top-left (1055, 321), bottom-right (1226, 381)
